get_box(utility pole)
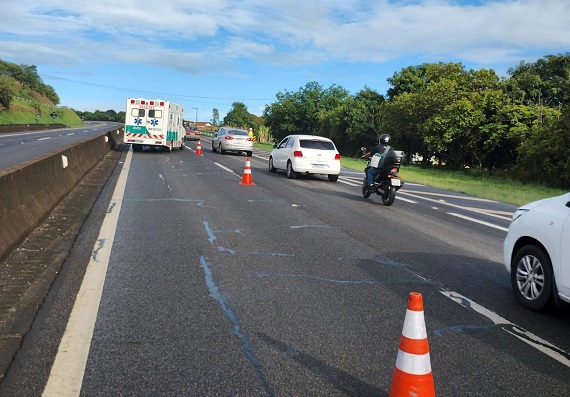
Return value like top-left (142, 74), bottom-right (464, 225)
top-left (192, 107), bottom-right (198, 126)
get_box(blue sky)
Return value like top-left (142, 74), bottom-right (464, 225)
top-left (1, 0), bottom-right (569, 122)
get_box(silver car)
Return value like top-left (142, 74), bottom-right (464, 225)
top-left (212, 127), bottom-right (254, 157)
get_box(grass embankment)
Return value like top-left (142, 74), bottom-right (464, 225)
top-left (0, 97), bottom-right (84, 127)
top-left (253, 142), bottom-right (567, 206)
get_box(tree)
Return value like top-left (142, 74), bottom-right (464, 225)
top-left (506, 53), bottom-right (570, 108)
top-left (516, 105), bottom-right (570, 187)
top-left (0, 76), bottom-right (17, 108)
top-left (223, 102), bottom-right (254, 128)
top-left (338, 87), bottom-right (385, 156)
top-left (211, 108), bottom-right (220, 126)
top-left (263, 81), bottom-right (351, 146)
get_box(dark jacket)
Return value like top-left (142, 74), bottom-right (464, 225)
top-left (370, 144), bottom-right (397, 170)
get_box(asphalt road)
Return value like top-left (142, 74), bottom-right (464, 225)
top-left (1, 139), bottom-right (569, 396)
top-left (0, 121), bottom-right (123, 170)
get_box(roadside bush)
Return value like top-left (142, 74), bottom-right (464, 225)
top-left (0, 76), bottom-right (17, 108)
top-left (516, 106), bottom-right (570, 188)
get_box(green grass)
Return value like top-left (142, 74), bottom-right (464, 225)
top-left (340, 156), bottom-right (566, 206)
top-left (0, 98), bottom-right (84, 127)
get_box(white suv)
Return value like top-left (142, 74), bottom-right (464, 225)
top-left (503, 192), bottom-right (570, 311)
top-left (269, 135), bottom-right (341, 182)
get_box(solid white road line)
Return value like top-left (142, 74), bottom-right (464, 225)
top-left (448, 212), bottom-right (509, 232)
top-left (42, 149), bottom-right (132, 397)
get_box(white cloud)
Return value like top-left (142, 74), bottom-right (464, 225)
top-left (2, 0), bottom-right (569, 70)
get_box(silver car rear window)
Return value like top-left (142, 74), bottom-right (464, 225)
top-left (230, 130), bottom-right (249, 136)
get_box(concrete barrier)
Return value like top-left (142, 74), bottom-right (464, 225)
top-left (0, 128), bottom-right (123, 262)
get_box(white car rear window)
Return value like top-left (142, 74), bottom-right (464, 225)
top-left (300, 140), bottom-right (335, 150)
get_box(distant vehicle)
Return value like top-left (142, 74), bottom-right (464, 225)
top-left (185, 126), bottom-right (201, 141)
top-left (211, 127), bottom-right (253, 157)
top-left (503, 192), bottom-right (570, 311)
top-left (124, 98), bottom-right (186, 152)
top-left (269, 135), bottom-right (341, 182)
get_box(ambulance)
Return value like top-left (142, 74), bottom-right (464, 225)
top-left (124, 98), bottom-right (186, 152)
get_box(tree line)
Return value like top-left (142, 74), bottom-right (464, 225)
top-left (75, 109), bottom-right (125, 123)
top-left (259, 54), bottom-right (570, 188)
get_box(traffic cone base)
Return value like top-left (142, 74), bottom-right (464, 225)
top-left (389, 292), bottom-right (435, 397)
top-left (240, 157), bottom-right (255, 185)
top-left (390, 368), bottom-right (434, 397)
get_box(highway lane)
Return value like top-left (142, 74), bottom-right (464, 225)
top-left (2, 140), bottom-right (569, 396)
top-left (0, 121), bottom-right (123, 170)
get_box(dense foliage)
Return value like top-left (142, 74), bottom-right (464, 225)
top-left (0, 60), bottom-right (59, 106)
top-left (263, 54), bottom-right (570, 188)
top-left (75, 109), bottom-right (125, 122)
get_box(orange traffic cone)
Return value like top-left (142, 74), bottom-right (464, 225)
top-left (240, 157), bottom-right (255, 185)
top-left (389, 292), bottom-right (435, 397)
top-left (195, 140), bottom-right (203, 156)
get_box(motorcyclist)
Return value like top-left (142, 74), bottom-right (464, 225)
top-left (361, 134), bottom-right (396, 188)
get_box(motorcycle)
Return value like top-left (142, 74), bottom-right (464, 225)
top-left (361, 149), bottom-right (405, 206)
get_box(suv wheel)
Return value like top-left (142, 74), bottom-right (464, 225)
top-left (511, 245), bottom-right (553, 311)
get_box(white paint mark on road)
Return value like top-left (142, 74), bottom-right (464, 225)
top-left (448, 212), bottom-right (509, 232)
top-left (214, 161), bottom-right (240, 177)
top-left (440, 290), bottom-right (570, 368)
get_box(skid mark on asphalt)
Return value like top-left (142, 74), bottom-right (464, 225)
top-left (203, 221), bottom-right (245, 244)
top-left (199, 256), bottom-right (274, 397)
top-left (204, 221), bottom-right (293, 257)
top-left (217, 247), bottom-right (294, 257)
top-left (289, 225), bottom-right (336, 229)
top-left (255, 273), bottom-right (425, 285)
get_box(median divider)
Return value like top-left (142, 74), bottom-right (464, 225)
top-left (0, 128), bottom-right (123, 262)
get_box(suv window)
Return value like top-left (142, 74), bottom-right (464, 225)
top-left (299, 140), bottom-right (335, 150)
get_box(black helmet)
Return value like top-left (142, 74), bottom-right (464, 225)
top-left (379, 134), bottom-right (390, 144)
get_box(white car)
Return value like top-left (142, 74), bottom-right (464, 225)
top-left (268, 135), bottom-right (341, 182)
top-left (503, 192), bottom-right (570, 311)
top-left (212, 127), bottom-right (253, 157)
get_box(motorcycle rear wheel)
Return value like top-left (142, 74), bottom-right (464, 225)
top-left (382, 186), bottom-right (396, 206)
top-left (362, 178), bottom-right (371, 198)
